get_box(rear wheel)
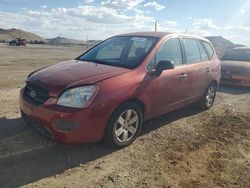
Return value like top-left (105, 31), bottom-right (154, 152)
top-left (199, 82), bottom-right (217, 109)
top-left (104, 103), bottom-right (143, 148)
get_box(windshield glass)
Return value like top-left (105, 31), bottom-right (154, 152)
top-left (222, 49), bottom-right (250, 62)
top-left (78, 36), bottom-right (158, 69)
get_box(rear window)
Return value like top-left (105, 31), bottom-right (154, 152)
top-left (201, 41), bottom-right (214, 59)
top-left (222, 49), bottom-right (250, 62)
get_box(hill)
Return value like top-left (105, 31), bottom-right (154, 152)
top-left (0, 28), bottom-right (44, 42)
top-left (46, 37), bottom-right (84, 45)
top-left (205, 36), bottom-right (246, 58)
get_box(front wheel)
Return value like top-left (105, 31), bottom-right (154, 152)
top-left (199, 82), bottom-right (217, 109)
top-left (104, 103), bottom-right (143, 148)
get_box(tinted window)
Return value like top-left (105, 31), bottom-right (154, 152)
top-left (222, 49), bottom-right (250, 61)
top-left (79, 36), bottom-right (158, 69)
top-left (183, 39), bottom-right (201, 64)
top-left (148, 38), bottom-right (183, 70)
top-left (201, 41), bottom-right (214, 59)
top-left (198, 41), bottom-right (209, 61)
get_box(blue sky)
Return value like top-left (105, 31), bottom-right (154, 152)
top-left (0, 0), bottom-right (250, 45)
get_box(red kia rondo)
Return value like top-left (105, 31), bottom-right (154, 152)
top-left (20, 32), bottom-right (220, 147)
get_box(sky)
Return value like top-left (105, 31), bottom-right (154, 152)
top-left (0, 0), bottom-right (250, 45)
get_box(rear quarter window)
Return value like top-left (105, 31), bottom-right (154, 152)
top-left (198, 41), bottom-right (209, 61)
top-left (201, 41), bottom-right (214, 59)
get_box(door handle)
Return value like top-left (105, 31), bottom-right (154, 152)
top-left (206, 67), bottom-right (211, 72)
top-left (179, 73), bottom-right (187, 78)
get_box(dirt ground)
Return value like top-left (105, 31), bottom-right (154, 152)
top-left (0, 43), bottom-right (249, 188)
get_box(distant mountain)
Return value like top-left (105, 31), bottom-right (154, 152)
top-left (46, 37), bottom-right (84, 45)
top-left (0, 28), bottom-right (43, 41)
top-left (205, 36), bottom-right (246, 58)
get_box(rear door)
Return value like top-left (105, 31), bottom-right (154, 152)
top-left (181, 38), bottom-right (212, 97)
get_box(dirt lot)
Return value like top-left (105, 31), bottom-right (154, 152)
top-left (0, 43), bottom-right (250, 188)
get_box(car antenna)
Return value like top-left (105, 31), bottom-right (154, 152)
top-left (154, 20), bottom-right (158, 32)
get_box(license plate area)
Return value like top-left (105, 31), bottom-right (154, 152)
top-left (222, 72), bottom-right (231, 80)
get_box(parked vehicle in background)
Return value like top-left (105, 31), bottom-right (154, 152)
top-left (221, 47), bottom-right (250, 86)
top-left (9, 38), bottom-right (26, 46)
top-left (19, 32), bottom-right (221, 147)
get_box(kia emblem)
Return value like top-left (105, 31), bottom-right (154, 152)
top-left (30, 90), bottom-right (36, 98)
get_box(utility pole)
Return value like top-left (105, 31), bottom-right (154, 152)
top-left (154, 20), bottom-right (158, 32)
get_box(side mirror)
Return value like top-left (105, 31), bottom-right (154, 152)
top-left (154, 60), bottom-right (174, 76)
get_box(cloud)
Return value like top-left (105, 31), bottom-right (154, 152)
top-left (224, 25), bottom-right (250, 32)
top-left (188, 29), bottom-right (212, 37)
top-left (101, 0), bottom-right (144, 11)
top-left (0, 5), bottom-right (156, 40)
top-left (164, 20), bottom-right (178, 27)
top-left (179, 18), bottom-right (220, 37)
top-left (240, 8), bottom-right (246, 14)
top-left (226, 35), bottom-right (250, 45)
top-left (144, 1), bottom-right (165, 11)
top-left (84, 0), bottom-right (95, 3)
top-left (40, 5), bottom-right (47, 9)
top-left (48, 6), bottom-right (141, 24)
top-left (193, 18), bottom-right (220, 31)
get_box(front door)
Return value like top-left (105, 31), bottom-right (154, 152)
top-left (145, 37), bottom-right (191, 117)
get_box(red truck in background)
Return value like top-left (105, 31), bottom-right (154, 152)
top-left (9, 38), bottom-right (27, 46)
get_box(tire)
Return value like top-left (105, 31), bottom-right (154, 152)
top-left (198, 82), bottom-right (217, 110)
top-left (104, 102), bottom-right (143, 148)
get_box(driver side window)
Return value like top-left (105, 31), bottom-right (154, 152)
top-left (147, 38), bottom-right (183, 70)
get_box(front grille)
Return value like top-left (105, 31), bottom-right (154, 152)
top-left (24, 83), bottom-right (49, 105)
top-left (21, 111), bottom-right (54, 139)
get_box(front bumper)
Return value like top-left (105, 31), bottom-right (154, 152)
top-left (221, 74), bottom-right (250, 87)
top-left (19, 88), bottom-right (110, 144)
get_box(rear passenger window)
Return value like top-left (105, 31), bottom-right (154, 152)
top-left (201, 41), bottom-right (214, 59)
top-left (198, 41), bottom-right (209, 61)
top-left (182, 39), bottom-right (201, 64)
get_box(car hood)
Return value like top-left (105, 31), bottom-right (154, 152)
top-left (221, 60), bottom-right (250, 73)
top-left (27, 60), bottom-right (130, 96)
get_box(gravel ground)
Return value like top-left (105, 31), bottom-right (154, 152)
top-left (0, 43), bottom-right (249, 188)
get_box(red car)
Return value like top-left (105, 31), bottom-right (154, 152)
top-left (20, 32), bottom-right (220, 147)
top-left (220, 47), bottom-right (250, 87)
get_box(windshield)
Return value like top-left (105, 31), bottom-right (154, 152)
top-left (78, 36), bottom-right (158, 69)
top-left (222, 49), bottom-right (250, 62)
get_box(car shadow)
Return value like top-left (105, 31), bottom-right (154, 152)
top-left (0, 117), bottom-right (28, 140)
top-left (0, 105), bottom-right (203, 187)
top-left (218, 84), bottom-right (250, 95)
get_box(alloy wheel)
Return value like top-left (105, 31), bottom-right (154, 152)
top-left (206, 84), bottom-right (216, 108)
top-left (114, 109), bottom-right (139, 143)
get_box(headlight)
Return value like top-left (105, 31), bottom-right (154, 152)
top-left (57, 85), bottom-right (98, 108)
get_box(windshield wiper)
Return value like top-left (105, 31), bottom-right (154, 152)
top-left (78, 59), bottom-right (110, 65)
top-left (77, 58), bottom-right (130, 69)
